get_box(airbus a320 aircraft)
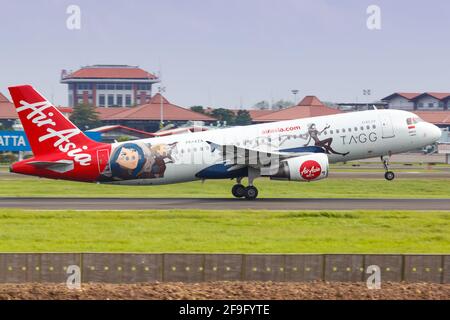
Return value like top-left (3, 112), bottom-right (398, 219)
top-left (8, 85), bottom-right (441, 200)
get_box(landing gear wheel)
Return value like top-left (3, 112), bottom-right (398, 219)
top-left (384, 171), bottom-right (395, 181)
top-left (244, 186), bottom-right (258, 200)
top-left (381, 156), bottom-right (395, 181)
top-left (232, 184), bottom-right (246, 198)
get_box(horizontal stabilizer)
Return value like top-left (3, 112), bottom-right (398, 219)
top-left (27, 160), bottom-right (74, 173)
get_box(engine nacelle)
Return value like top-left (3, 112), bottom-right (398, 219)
top-left (268, 153), bottom-right (329, 182)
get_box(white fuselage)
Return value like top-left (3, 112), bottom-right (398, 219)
top-left (107, 109), bottom-right (441, 185)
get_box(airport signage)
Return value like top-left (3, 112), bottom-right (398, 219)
top-left (0, 130), bottom-right (102, 152)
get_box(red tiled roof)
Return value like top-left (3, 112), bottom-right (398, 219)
top-left (382, 92), bottom-right (450, 101)
top-left (253, 96), bottom-right (342, 122)
top-left (0, 99), bottom-right (18, 120)
top-left (149, 93), bottom-right (170, 104)
top-left (0, 100), bottom-right (72, 120)
top-left (88, 125), bottom-right (155, 137)
top-left (222, 109), bottom-right (274, 120)
top-left (382, 93), bottom-right (421, 101)
top-left (95, 107), bottom-right (129, 119)
top-left (397, 92), bottom-right (421, 100)
top-left (248, 110), bottom-right (274, 119)
top-left (415, 111), bottom-right (450, 125)
top-left (64, 66), bottom-right (157, 80)
top-left (0, 92), bottom-right (10, 103)
top-left (297, 95), bottom-right (324, 106)
top-left (414, 92), bottom-right (450, 101)
top-left (56, 106), bottom-right (73, 113)
top-left (104, 94), bottom-right (216, 121)
top-left (153, 126), bottom-right (209, 137)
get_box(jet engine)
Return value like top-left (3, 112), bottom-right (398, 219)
top-left (267, 153), bottom-right (329, 182)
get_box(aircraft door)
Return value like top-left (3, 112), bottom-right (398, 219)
top-left (378, 113), bottom-right (395, 139)
top-left (97, 149), bottom-right (110, 173)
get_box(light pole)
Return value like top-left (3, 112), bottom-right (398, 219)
top-left (291, 89), bottom-right (299, 104)
top-left (363, 89), bottom-right (371, 110)
top-left (159, 86), bottom-right (166, 129)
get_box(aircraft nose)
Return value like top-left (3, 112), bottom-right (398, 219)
top-left (427, 123), bottom-right (442, 142)
top-left (430, 123), bottom-right (442, 141)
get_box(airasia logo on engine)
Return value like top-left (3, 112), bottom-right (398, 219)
top-left (299, 160), bottom-right (322, 180)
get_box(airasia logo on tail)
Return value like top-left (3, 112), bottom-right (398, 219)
top-left (16, 100), bottom-right (91, 166)
top-left (300, 160), bottom-right (322, 180)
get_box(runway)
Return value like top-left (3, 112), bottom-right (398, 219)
top-left (0, 197), bottom-right (448, 210)
top-left (1, 171), bottom-right (449, 180)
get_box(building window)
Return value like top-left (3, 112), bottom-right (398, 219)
top-left (107, 94), bottom-right (114, 106)
top-left (428, 103), bottom-right (434, 108)
top-left (97, 84), bottom-right (106, 90)
top-left (418, 103), bottom-right (424, 108)
top-left (125, 95), bottom-right (132, 106)
top-left (116, 84), bottom-right (123, 90)
top-left (124, 84), bottom-right (132, 90)
top-left (116, 95), bottom-right (123, 107)
top-left (78, 83), bottom-right (92, 90)
top-left (107, 83), bottom-right (115, 90)
top-left (137, 83), bottom-right (150, 90)
top-left (99, 95), bottom-right (105, 107)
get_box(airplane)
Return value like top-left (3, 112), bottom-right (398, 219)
top-left (8, 85), bottom-right (442, 200)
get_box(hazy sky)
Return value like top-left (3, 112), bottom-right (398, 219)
top-left (1, 0), bottom-right (450, 108)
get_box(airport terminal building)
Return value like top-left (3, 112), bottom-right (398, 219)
top-left (382, 92), bottom-right (450, 111)
top-left (60, 65), bottom-right (160, 108)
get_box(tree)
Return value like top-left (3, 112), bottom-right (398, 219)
top-left (272, 100), bottom-right (294, 110)
top-left (253, 100), bottom-right (270, 110)
top-left (69, 103), bottom-right (101, 130)
top-left (234, 110), bottom-right (252, 125)
top-left (190, 106), bottom-right (205, 114)
top-left (211, 108), bottom-right (236, 125)
top-left (117, 135), bottom-right (131, 142)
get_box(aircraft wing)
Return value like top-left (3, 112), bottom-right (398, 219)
top-left (206, 141), bottom-right (325, 167)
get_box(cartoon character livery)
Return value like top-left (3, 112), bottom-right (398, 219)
top-left (101, 142), bottom-right (177, 181)
top-left (303, 123), bottom-right (349, 156)
top-left (8, 85), bottom-right (441, 199)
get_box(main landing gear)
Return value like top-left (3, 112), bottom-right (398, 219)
top-left (232, 169), bottom-right (259, 200)
top-left (381, 156), bottom-right (395, 181)
top-left (232, 184), bottom-right (258, 200)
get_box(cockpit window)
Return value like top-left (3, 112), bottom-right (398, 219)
top-left (406, 117), bottom-right (423, 125)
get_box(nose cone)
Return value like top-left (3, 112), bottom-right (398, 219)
top-left (428, 123), bottom-right (442, 142)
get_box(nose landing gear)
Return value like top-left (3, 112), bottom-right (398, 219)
top-left (381, 156), bottom-right (395, 181)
